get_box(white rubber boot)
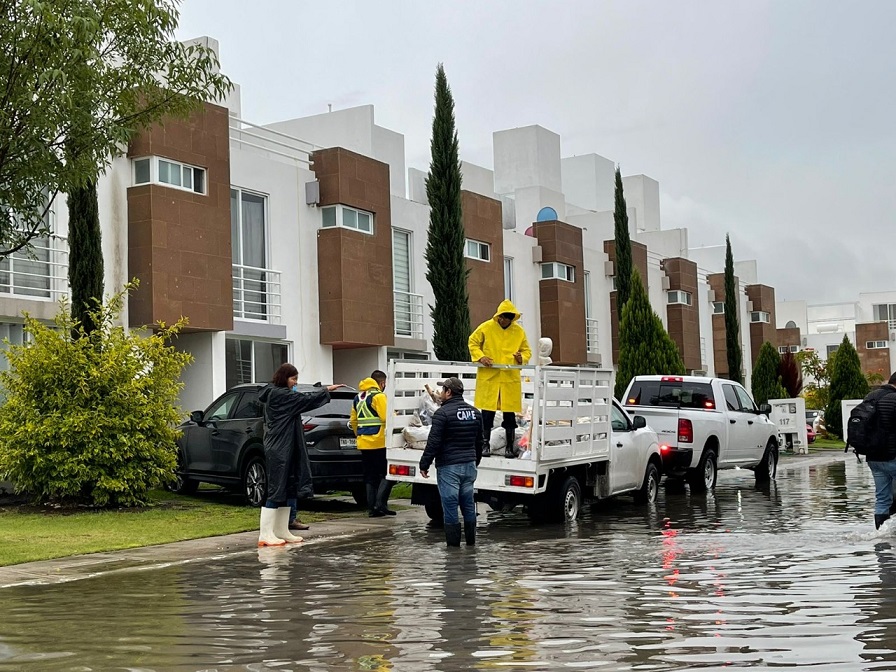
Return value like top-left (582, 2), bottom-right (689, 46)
top-left (273, 507), bottom-right (304, 543)
top-left (257, 507), bottom-right (287, 547)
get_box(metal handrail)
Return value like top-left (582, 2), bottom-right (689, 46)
top-left (232, 264), bottom-right (282, 324)
top-left (394, 290), bottom-right (424, 339)
top-left (0, 236), bottom-right (69, 301)
top-left (585, 317), bottom-right (599, 354)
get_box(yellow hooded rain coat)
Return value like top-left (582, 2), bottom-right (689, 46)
top-left (468, 299), bottom-right (532, 412)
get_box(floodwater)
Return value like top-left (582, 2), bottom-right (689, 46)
top-left (3, 456), bottom-right (896, 671)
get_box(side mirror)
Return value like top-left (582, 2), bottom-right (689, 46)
top-left (190, 410), bottom-right (205, 424)
top-left (759, 404), bottom-right (772, 416)
top-left (632, 415), bottom-right (647, 430)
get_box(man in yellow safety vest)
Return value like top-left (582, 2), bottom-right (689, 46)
top-left (351, 370), bottom-right (395, 517)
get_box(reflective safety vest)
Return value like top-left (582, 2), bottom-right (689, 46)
top-left (354, 391), bottom-right (383, 435)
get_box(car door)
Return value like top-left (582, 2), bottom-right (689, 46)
top-left (733, 384), bottom-right (768, 462)
top-left (210, 389), bottom-right (263, 477)
top-left (609, 402), bottom-right (641, 493)
top-left (184, 391), bottom-right (241, 473)
top-left (721, 383), bottom-right (752, 464)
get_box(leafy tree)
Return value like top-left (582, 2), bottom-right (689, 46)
top-left (613, 167), bottom-right (633, 324)
top-left (752, 341), bottom-right (786, 405)
top-left (67, 179), bottom-right (103, 335)
top-left (825, 336), bottom-right (869, 439)
top-left (778, 350), bottom-right (804, 398)
top-left (424, 63), bottom-right (470, 361)
top-left (798, 348), bottom-right (833, 410)
top-left (0, 0), bottom-right (232, 257)
top-left (723, 234), bottom-right (743, 384)
top-left (0, 284), bottom-right (192, 507)
top-left (615, 270), bottom-right (685, 399)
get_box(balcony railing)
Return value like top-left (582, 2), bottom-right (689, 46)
top-left (700, 336), bottom-right (707, 368)
top-left (394, 290), bottom-right (424, 339)
top-left (232, 264), bottom-right (282, 324)
top-left (586, 318), bottom-right (600, 354)
top-left (0, 236), bottom-right (69, 301)
top-left (229, 116), bottom-right (316, 167)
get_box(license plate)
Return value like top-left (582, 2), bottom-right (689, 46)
top-left (339, 437), bottom-right (357, 448)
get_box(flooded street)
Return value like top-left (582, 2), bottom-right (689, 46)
top-left (3, 455), bottom-right (896, 671)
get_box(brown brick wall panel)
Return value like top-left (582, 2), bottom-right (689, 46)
top-left (857, 322), bottom-right (892, 377)
top-left (746, 284), bottom-right (777, 364)
top-left (778, 327), bottom-right (801, 347)
top-left (462, 191), bottom-right (505, 326)
top-left (126, 102), bottom-right (233, 332)
top-left (663, 258), bottom-right (700, 370)
top-left (604, 240), bottom-right (649, 363)
top-left (534, 221), bottom-right (586, 364)
top-left (312, 148), bottom-right (394, 348)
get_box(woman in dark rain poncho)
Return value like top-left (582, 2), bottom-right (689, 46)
top-left (256, 363), bottom-right (345, 546)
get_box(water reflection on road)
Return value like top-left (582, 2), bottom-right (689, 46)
top-left (3, 456), bottom-right (896, 671)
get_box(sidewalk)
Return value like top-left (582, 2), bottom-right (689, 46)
top-left (0, 448), bottom-right (850, 589)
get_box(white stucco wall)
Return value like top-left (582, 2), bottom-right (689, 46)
top-left (460, 161), bottom-right (496, 199)
top-left (636, 228), bottom-right (688, 260)
top-left (622, 174), bottom-right (661, 233)
top-left (511, 185), bottom-right (567, 233)
top-left (493, 125), bottom-right (562, 195)
top-left (776, 300), bottom-right (808, 330)
top-left (561, 153), bottom-right (615, 212)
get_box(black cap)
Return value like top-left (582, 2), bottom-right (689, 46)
top-left (437, 377), bottom-right (464, 394)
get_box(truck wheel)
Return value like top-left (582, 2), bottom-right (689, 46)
top-left (688, 449), bottom-right (717, 493)
top-left (755, 440), bottom-right (778, 483)
top-left (555, 475), bottom-right (582, 522)
top-left (634, 462), bottom-right (660, 505)
top-left (424, 501), bottom-right (444, 524)
top-left (242, 454), bottom-right (267, 507)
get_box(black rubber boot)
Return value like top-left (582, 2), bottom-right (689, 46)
top-left (445, 523), bottom-right (462, 547)
top-left (367, 483), bottom-right (384, 517)
top-left (504, 427), bottom-right (516, 458)
top-left (875, 513), bottom-right (890, 530)
top-left (375, 479), bottom-right (396, 516)
top-left (464, 519), bottom-right (476, 546)
top-left (889, 500), bottom-right (896, 517)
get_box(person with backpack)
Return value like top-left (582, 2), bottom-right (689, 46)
top-left (848, 372), bottom-right (896, 529)
top-left (351, 370), bottom-right (395, 517)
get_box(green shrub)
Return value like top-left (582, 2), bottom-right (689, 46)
top-left (0, 285), bottom-right (192, 507)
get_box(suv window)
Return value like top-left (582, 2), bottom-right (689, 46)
top-left (206, 392), bottom-right (240, 421)
top-left (304, 394), bottom-right (354, 419)
top-left (232, 390), bottom-right (262, 419)
top-left (625, 380), bottom-right (715, 410)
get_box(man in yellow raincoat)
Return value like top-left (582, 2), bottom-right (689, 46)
top-left (469, 299), bottom-right (532, 458)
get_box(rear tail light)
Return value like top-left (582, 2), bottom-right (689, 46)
top-left (302, 422), bottom-right (317, 431)
top-left (660, 444), bottom-right (670, 452)
top-left (662, 376), bottom-right (684, 382)
top-left (389, 464), bottom-right (416, 477)
top-left (505, 475), bottom-right (535, 488)
top-left (678, 418), bottom-right (693, 443)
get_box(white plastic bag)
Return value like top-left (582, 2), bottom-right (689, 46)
top-left (417, 392), bottom-right (439, 426)
top-left (402, 424), bottom-right (431, 450)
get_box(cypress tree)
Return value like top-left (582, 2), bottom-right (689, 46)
top-left (424, 63), bottom-right (470, 361)
top-left (615, 270), bottom-right (685, 399)
top-left (752, 341), bottom-right (785, 405)
top-left (613, 167), bottom-right (633, 324)
top-left (825, 336), bottom-right (869, 438)
top-left (67, 178), bottom-right (104, 336)
top-left (724, 234), bottom-right (743, 384)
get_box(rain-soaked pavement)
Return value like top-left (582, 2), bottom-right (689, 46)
top-left (3, 454), bottom-right (896, 671)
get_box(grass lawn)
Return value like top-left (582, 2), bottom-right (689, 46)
top-left (811, 437), bottom-right (847, 451)
top-left (0, 483), bottom-right (412, 567)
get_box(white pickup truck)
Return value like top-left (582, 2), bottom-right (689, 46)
top-left (385, 360), bottom-right (662, 523)
top-left (621, 375), bottom-right (778, 491)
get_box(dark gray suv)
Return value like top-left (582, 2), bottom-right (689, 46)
top-left (171, 384), bottom-right (365, 507)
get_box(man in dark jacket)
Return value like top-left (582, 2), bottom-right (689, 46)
top-left (865, 372), bottom-right (896, 529)
top-left (420, 377), bottom-right (484, 547)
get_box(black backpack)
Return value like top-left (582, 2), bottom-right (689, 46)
top-left (846, 387), bottom-right (896, 457)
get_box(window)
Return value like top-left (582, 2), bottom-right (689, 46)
top-left (734, 385), bottom-right (758, 413)
top-left (873, 304), bottom-right (896, 328)
top-left (541, 262), bottom-right (575, 282)
top-left (625, 380), bottom-right (715, 410)
top-left (826, 344), bottom-right (840, 358)
top-left (785, 320), bottom-right (797, 329)
top-left (610, 404), bottom-right (630, 432)
top-left (866, 340), bottom-right (888, 349)
top-left (712, 302), bottom-right (725, 315)
top-left (667, 290), bottom-right (692, 306)
top-left (504, 257), bottom-right (514, 301)
top-left (750, 311), bottom-right (770, 323)
top-left (465, 239), bottom-right (490, 262)
top-left (232, 390), bottom-right (262, 419)
top-left (132, 156), bottom-right (206, 194)
top-left (231, 188), bottom-right (270, 320)
top-left (205, 392), bottom-right (240, 421)
top-left (778, 345), bottom-right (799, 354)
top-left (320, 204), bottom-right (374, 234)
top-left (225, 338), bottom-right (289, 389)
top-left (0, 322), bottom-right (26, 372)
top-left (722, 384), bottom-right (740, 412)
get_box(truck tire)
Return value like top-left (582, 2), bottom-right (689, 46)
top-left (754, 439), bottom-right (778, 483)
top-left (633, 462), bottom-right (660, 505)
top-left (242, 454), bottom-right (267, 507)
top-left (687, 448), bottom-right (717, 493)
top-left (424, 501), bottom-right (444, 524)
top-left (555, 474), bottom-right (582, 522)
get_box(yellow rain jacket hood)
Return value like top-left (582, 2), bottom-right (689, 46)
top-left (468, 299), bottom-right (531, 412)
top-left (350, 377), bottom-right (388, 449)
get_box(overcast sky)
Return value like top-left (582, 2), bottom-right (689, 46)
top-left (175, 0), bottom-right (896, 305)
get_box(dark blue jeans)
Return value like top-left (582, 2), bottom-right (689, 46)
top-left (436, 462), bottom-right (477, 525)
